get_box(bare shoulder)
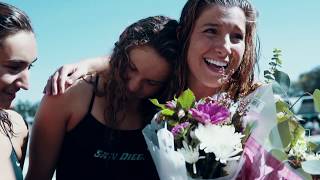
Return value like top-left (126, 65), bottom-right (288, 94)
top-left (40, 75), bottom-right (96, 108)
top-left (4, 109), bottom-right (28, 138)
top-left (37, 75), bottom-right (97, 131)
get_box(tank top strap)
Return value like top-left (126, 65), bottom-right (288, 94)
top-left (87, 75), bottom-right (99, 114)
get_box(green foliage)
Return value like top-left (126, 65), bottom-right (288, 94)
top-left (301, 160), bottom-right (320, 175)
top-left (313, 89), bottom-right (320, 112)
top-left (150, 99), bottom-right (165, 109)
top-left (292, 66), bottom-right (320, 95)
top-left (177, 89), bottom-right (196, 110)
top-left (264, 48), bottom-right (291, 95)
top-left (14, 100), bottom-right (39, 121)
top-left (161, 109), bottom-right (175, 116)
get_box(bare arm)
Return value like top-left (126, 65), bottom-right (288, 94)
top-left (44, 56), bottom-right (109, 95)
top-left (25, 93), bottom-right (73, 180)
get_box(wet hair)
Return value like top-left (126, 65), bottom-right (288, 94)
top-left (0, 2), bottom-right (33, 46)
top-left (0, 2), bottom-right (32, 135)
top-left (174, 0), bottom-right (260, 101)
top-left (102, 16), bottom-right (179, 126)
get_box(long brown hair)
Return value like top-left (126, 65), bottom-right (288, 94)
top-left (102, 16), bottom-right (179, 127)
top-left (0, 2), bottom-right (33, 134)
top-left (0, 2), bottom-right (33, 45)
top-left (174, 0), bottom-right (260, 101)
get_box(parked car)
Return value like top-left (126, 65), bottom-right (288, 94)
top-left (291, 96), bottom-right (320, 135)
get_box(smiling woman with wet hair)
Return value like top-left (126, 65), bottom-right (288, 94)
top-left (0, 2), bottom-right (38, 180)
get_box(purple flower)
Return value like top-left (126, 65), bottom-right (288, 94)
top-left (189, 102), bottom-right (230, 124)
top-left (165, 100), bottom-right (176, 109)
top-left (171, 122), bottom-right (190, 136)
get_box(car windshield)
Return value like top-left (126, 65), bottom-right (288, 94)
top-left (297, 99), bottom-right (316, 114)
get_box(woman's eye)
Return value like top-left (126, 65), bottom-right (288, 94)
top-left (204, 28), bottom-right (218, 35)
top-left (146, 80), bottom-right (163, 86)
top-left (6, 66), bottom-right (21, 74)
top-left (231, 33), bottom-right (244, 42)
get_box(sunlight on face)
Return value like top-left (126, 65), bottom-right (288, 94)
top-left (126, 45), bottom-right (170, 99)
top-left (187, 5), bottom-right (246, 91)
top-left (0, 31), bottom-right (38, 108)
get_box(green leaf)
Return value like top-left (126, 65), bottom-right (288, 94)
top-left (150, 99), bottom-right (165, 109)
top-left (177, 89), bottom-right (195, 110)
top-left (269, 61), bottom-right (277, 66)
top-left (161, 109), bottom-right (175, 116)
top-left (242, 121), bottom-right (257, 143)
top-left (302, 160), bottom-right (320, 175)
top-left (307, 141), bottom-right (318, 152)
top-left (264, 74), bottom-right (275, 80)
top-left (313, 89), bottom-right (320, 112)
top-left (274, 70), bottom-right (291, 93)
top-left (294, 168), bottom-right (313, 180)
top-left (269, 149), bottom-right (288, 161)
top-left (275, 58), bottom-right (282, 65)
top-left (273, 120), bottom-right (292, 148)
top-left (264, 70), bottom-right (273, 76)
top-left (276, 100), bottom-right (294, 116)
top-left (272, 82), bottom-right (286, 97)
top-left (288, 119), bottom-right (306, 147)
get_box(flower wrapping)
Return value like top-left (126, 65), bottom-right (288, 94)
top-left (143, 84), bottom-right (320, 179)
top-left (143, 85), bottom-right (284, 179)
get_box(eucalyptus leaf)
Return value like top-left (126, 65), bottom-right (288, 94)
top-left (307, 141), bottom-right (318, 152)
top-left (302, 160), bottom-right (320, 175)
top-left (269, 149), bottom-right (288, 161)
top-left (293, 168), bottom-right (313, 180)
top-left (161, 109), bottom-right (175, 116)
top-left (274, 70), bottom-right (290, 93)
top-left (277, 120), bottom-right (292, 148)
top-left (276, 100), bottom-right (294, 117)
top-left (177, 89), bottom-right (195, 110)
top-left (150, 99), bottom-right (165, 109)
top-left (269, 61), bottom-right (277, 66)
top-left (265, 74), bottom-right (275, 80)
top-left (264, 70), bottom-right (273, 76)
top-left (275, 58), bottom-right (282, 65)
top-left (313, 89), bottom-right (320, 112)
top-left (272, 82), bottom-right (287, 97)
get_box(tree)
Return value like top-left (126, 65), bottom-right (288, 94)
top-left (14, 100), bottom-right (39, 123)
top-left (292, 66), bottom-right (320, 95)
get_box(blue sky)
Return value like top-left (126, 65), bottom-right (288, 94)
top-left (3, 0), bottom-right (320, 103)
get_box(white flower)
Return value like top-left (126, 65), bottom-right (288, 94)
top-left (177, 141), bottom-right (204, 174)
top-left (177, 141), bottom-right (200, 164)
top-left (194, 123), bottom-right (244, 164)
top-left (177, 109), bottom-right (186, 119)
top-left (289, 138), bottom-right (308, 158)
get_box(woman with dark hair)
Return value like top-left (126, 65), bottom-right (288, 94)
top-left (0, 2), bottom-right (37, 180)
top-left (26, 16), bottom-right (178, 180)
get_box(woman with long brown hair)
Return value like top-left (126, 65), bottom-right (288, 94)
top-left (26, 15), bottom-right (179, 180)
top-left (0, 2), bottom-right (37, 180)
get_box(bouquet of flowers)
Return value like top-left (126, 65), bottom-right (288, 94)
top-left (143, 88), bottom-right (258, 179)
top-left (242, 48), bottom-right (320, 179)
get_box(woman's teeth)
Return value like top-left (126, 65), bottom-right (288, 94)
top-left (204, 58), bottom-right (228, 68)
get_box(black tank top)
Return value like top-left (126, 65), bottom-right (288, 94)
top-left (56, 83), bottom-right (159, 180)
